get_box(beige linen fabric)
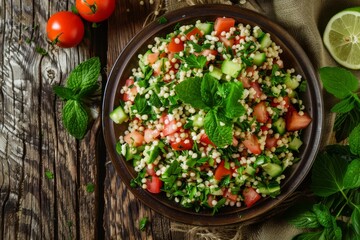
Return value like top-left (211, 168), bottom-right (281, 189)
top-left (155, 0), bottom-right (360, 239)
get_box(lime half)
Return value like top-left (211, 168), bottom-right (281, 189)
top-left (323, 7), bottom-right (360, 70)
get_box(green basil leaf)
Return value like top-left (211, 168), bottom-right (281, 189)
top-left (293, 231), bottom-right (323, 240)
top-left (323, 220), bottom-right (342, 240)
top-left (175, 77), bottom-right (208, 109)
top-left (53, 86), bottom-right (77, 100)
top-left (201, 73), bottom-right (219, 107)
top-left (223, 82), bottom-right (245, 119)
top-left (288, 210), bottom-right (321, 228)
top-left (311, 152), bottom-right (347, 197)
top-left (349, 124), bottom-right (360, 156)
top-left (331, 97), bottom-right (355, 113)
top-left (67, 57), bottom-right (101, 98)
top-left (343, 159), bottom-right (360, 189)
top-left (319, 67), bottom-right (359, 99)
top-left (204, 110), bottom-right (232, 148)
top-left (334, 108), bottom-right (360, 142)
top-left (351, 205), bottom-right (360, 235)
top-left (62, 100), bottom-right (89, 139)
top-left (312, 203), bottom-right (333, 228)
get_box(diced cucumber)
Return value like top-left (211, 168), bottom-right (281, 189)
top-left (288, 137), bottom-right (303, 151)
top-left (284, 74), bottom-right (300, 90)
top-left (209, 67), bottom-right (223, 80)
top-left (253, 27), bottom-right (264, 39)
top-left (259, 34), bottom-right (272, 50)
top-left (195, 22), bottom-right (214, 35)
top-left (144, 145), bottom-right (160, 163)
top-left (245, 165), bottom-right (256, 176)
top-left (271, 86), bottom-right (281, 97)
top-left (221, 59), bottom-right (242, 78)
top-left (253, 52), bottom-right (266, 66)
top-left (110, 105), bottom-right (128, 124)
top-left (210, 187), bottom-right (223, 196)
top-left (192, 114), bottom-right (205, 128)
top-left (262, 163), bottom-right (283, 177)
top-left (253, 155), bottom-right (266, 167)
top-left (258, 182), bottom-right (280, 195)
top-left (273, 117), bottom-right (286, 135)
top-left (139, 50), bottom-right (151, 73)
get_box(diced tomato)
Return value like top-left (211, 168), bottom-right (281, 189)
top-left (168, 37), bottom-right (184, 53)
top-left (147, 52), bottom-right (159, 65)
top-left (265, 136), bottom-right (278, 149)
top-left (146, 166), bottom-right (156, 176)
top-left (285, 105), bottom-right (312, 131)
top-left (186, 27), bottom-right (203, 40)
top-left (214, 161), bottom-right (232, 181)
top-left (214, 17), bottom-right (235, 35)
top-left (124, 130), bottom-right (144, 147)
top-left (250, 82), bottom-right (262, 99)
top-left (232, 137), bottom-right (239, 147)
top-left (161, 114), bottom-right (179, 136)
top-left (122, 79), bottom-right (138, 102)
top-left (253, 101), bottom-right (269, 123)
top-left (219, 36), bottom-right (234, 47)
top-left (223, 188), bottom-right (238, 202)
top-left (239, 67), bottom-right (255, 88)
top-left (200, 133), bottom-right (216, 147)
top-left (242, 134), bottom-right (261, 155)
top-left (170, 138), bottom-right (193, 151)
top-left (146, 175), bottom-right (163, 194)
top-left (200, 49), bottom-right (218, 57)
top-left (243, 187), bottom-right (261, 207)
top-left (144, 128), bottom-right (160, 143)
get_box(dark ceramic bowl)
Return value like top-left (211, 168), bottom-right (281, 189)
top-left (102, 4), bottom-right (323, 225)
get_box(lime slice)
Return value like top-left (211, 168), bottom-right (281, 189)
top-left (323, 7), bottom-right (360, 70)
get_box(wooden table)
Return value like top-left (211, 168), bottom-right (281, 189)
top-left (1, 0), bottom-right (191, 239)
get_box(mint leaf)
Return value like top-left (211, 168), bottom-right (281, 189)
top-left (343, 159), bottom-right (360, 189)
top-left (311, 152), bottom-right (347, 197)
top-left (175, 77), bottom-right (208, 109)
top-left (139, 217), bottom-right (148, 231)
top-left (178, 54), bottom-right (207, 69)
top-left (288, 210), bottom-right (321, 228)
top-left (201, 73), bottom-right (219, 107)
top-left (204, 110), bottom-right (233, 148)
top-left (62, 100), bottom-right (88, 139)
top-left (319, 67), bottom-right (359, 99)
top-left (53, 86), bottom-right (77, 100)
top-left (331, 97), bottom-right (355, 113)
top-left (351, 206), bottom-right (360, 235)
top-left (223, 82), bottom-right (245, 119)
top-left (312, 203), bottom-right (333, 228)
top-left (334, 107), bottom-right (360, 142)
top-left (293, 231), bottom-right (323, 240)
top-left (134, 94), bottom-right (151, 115)
top-left (67, 57), bottom-right (101, 98)
top-left (349, 124), bottom-right (360, 155)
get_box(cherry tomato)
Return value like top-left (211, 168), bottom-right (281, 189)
top-left (46, 11), bottom-right (84, 48)
top-left (76, 0), bottom-right (115, 23)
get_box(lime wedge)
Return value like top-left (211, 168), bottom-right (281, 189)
top-left (323, 7), bottom-right (360, 70)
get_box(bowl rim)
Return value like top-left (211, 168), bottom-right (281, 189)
top-left (102, 4), bottom-right (324, 225)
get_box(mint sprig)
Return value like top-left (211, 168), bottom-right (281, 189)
top-left (175, 73), bottom-right (244, 147)
top-left (54, 57), bottom-right (101, 139)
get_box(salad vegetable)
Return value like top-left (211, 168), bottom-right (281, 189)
top-left (110, 17), bottom-right (312, 212)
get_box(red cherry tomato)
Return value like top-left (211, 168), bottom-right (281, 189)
top-left (76, 0), bottom-right (115, 22)
top-left (46, 11), bottom-right (84, 48)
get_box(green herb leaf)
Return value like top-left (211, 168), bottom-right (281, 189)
top-left (36, 46), bottom-right (48, 56)
top-left (45, 169), bottom-right (54, 179)
top-left (53, 86), bottom-right (77, 100)
top-left (180, 54), bottom-right (207, 69)
top-left (319, 67), bottom-right (359, 99)
top-left (349, 124), bottom-right (360, 156)
top-left (223, 82), bottom-right (245, 119)
top-left (175, 77), bottom-right (208, 109)
top-left (139, 217), bottom-right (148, 231)
top-left (334, 107), bottom-right (360, 142)
top-left (62, 100), bottom-right (89, 139)
top-left (288, 210), bottom-right (321, 228)
top-left (311, 152), bottom-right (347, 197)
top-left (71, 5), bottom-right (79, 14)
top-left (134, 94), bottom-right (150, 115)
top-left (212, 197), bottom-right (226, 215)
top-left (312, 203), bottom-right (333, 228)
top-left (158, 16), bottom-right (168, 24)
top-left (204, 110), bottom-right (233, 148)
top-left (293, 231), bottom-right (323, 240)
top-left (343, 159), bottom-right (360, 189)
top-left (201, 73), bottom-right (219, 107)
top-left (331, 97), bottom-right (355, 113)
top-left (351, 205), bottom-right (360, 235)
top-left (86, 183), bottom-right (95, 193)
top-left (66, 57), bottom-right (101, 98)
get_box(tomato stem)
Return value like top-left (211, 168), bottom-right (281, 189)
top-left (51, 33), bottom-right (63, 45)
top-left (83, 0), bottom-right (97, 14)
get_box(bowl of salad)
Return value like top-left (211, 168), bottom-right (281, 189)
top-left (102, 4), bottom-right (323, 225)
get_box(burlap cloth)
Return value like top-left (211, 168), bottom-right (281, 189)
top-left (147, 0), bottom-right (360, 239)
